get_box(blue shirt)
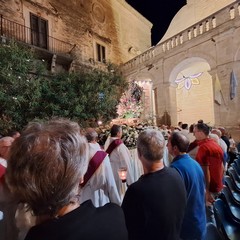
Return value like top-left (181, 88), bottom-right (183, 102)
top-left (171, 154), bottom-right (207, 240)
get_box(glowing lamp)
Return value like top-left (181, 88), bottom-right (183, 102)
top-left (118, 167), bottom-right (127, 183)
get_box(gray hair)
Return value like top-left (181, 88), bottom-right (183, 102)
top-left (85, 128), bottom-right (98, 142)
top-left (6, 118), bottom-right (89, 217)
top-left (137, 129), bottom-right (165, 162)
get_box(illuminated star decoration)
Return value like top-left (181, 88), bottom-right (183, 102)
top-left (175, 72), bottom-right (203, 90)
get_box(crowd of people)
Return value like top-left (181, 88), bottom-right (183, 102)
top-left (0, 118), bottom-right (239, 240)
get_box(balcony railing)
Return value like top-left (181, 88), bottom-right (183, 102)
top-left (122, 1), bottom-right (240, 71)
top-left (0, 15), bottom-right (74, 55)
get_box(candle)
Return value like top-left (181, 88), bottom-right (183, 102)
top-left (118, 167), bottom-right (127, 183)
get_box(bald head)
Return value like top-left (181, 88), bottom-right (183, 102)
top-left (209, 133), bottom-right (220, 144)
top-left (211, 129), bottom-right (222, 138)
top-left (218, 127), bottom-right (226, 136)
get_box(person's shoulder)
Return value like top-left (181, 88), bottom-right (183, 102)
top-left (119, 143), bottom-right (131, 154)
top-left (119, 142), bottom-right (128, 149)
top-left (184, 154), bottom-right (199, 163)
top-left (97, 203), bottom-right (128, 239)
top-left (79, 201), bottom-right (123, 219)
top-left (165, 165), bottom-right (178, 171)
top-left (95, 202), bottom-right (123, 212)
top-left (97, 203), bottom-right (126, 219)
top-left (174, 155), bottom-right (203, 172)
top-left (121, 178), bottom-right (144, 196)
top-left (102, 202), bottom-right (122, 210)
top-left (171, 157), bottom-right (186, 169)
top-left (161, 168), bottom-right (186, 191)
top-left (198, 138), bottom-right (208, 145)
top-left (198, 139), bottom-right (212, 150)
top-left (102, 154), bottom-right (111, 163)
top-left (164, 167), bottom-right (187, 181)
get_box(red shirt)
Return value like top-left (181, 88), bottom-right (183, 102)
top-left (196, 138), bottom-right (224, 193)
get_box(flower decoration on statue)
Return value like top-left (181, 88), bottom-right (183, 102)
top-left (175, 72), bottom-right (202, 90)
top-left (98, 125), bottom-right (144, 149)
top-left (117, 82), bottom-right (144, 118)
top-left (121, 125), bottom-right (140, 149)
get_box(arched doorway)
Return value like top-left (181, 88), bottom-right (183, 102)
top-left (170, 57), bottom-right (215, 125)
top-left (128, 73), bottom-right (155, 124)
top-left (134, 80), bottom-right (154, 124)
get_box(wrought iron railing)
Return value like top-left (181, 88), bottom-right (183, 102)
top-left (0, 15), bottom-right (74, 55)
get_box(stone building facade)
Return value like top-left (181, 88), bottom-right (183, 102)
top-left (1, 0), bottom-right (239, 140)
top-left (122, 0), bottom-right (240, 141)
top-left (0, 0), bottom-right (152, 72)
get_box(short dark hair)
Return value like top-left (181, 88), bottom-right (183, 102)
top-left (189, 124), bottom-right (195, 133)
top-left (178, 121), bottom-right (182, 126)
top-left (110, 124), bottom-right (122, 137)
top-left (181, 123), bottom-right (188, 130)
top-left (195, 123), bottom-right (210, 136)
top-left (170, 132), bottom-right (189, 152)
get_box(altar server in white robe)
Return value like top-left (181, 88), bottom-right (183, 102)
top-left (80, 128), bottom-right (121, 207)
top-left (106, 125), bottom-right (134, 200)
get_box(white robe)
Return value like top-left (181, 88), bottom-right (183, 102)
top-left (129, 148), bottom-right (144, 182)
top-left (80, 142), bottom-right (121, 207)
top-left (0, 157), bottom-right (7, 168)
top-left (107, 137), bottom-right (134, 200)
top-left (129, 146), bottom-right (170, 175)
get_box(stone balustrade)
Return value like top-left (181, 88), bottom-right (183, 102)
top-left (122, 2), bottom-right (240, 71)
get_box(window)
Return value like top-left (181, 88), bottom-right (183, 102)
top-left (96, 43), bottom-right (106, 63)
top-left (30, 13), bottom-right (48, 49)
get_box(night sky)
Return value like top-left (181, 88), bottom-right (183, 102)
top-left (126, 0), bottom-right (187, 45)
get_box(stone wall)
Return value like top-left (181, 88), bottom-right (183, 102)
top-left (122, 1), bottom-right (240, 141)
top-left (0, 0), bottom-right (152, 66)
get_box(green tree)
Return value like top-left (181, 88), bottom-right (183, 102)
top-left (0, 41), bottom-right (127, 134)
top-left (0, 41), bottom-right (46, 133)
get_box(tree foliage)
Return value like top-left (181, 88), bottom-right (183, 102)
top-left (0, 41), bottom-right (128, 134)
